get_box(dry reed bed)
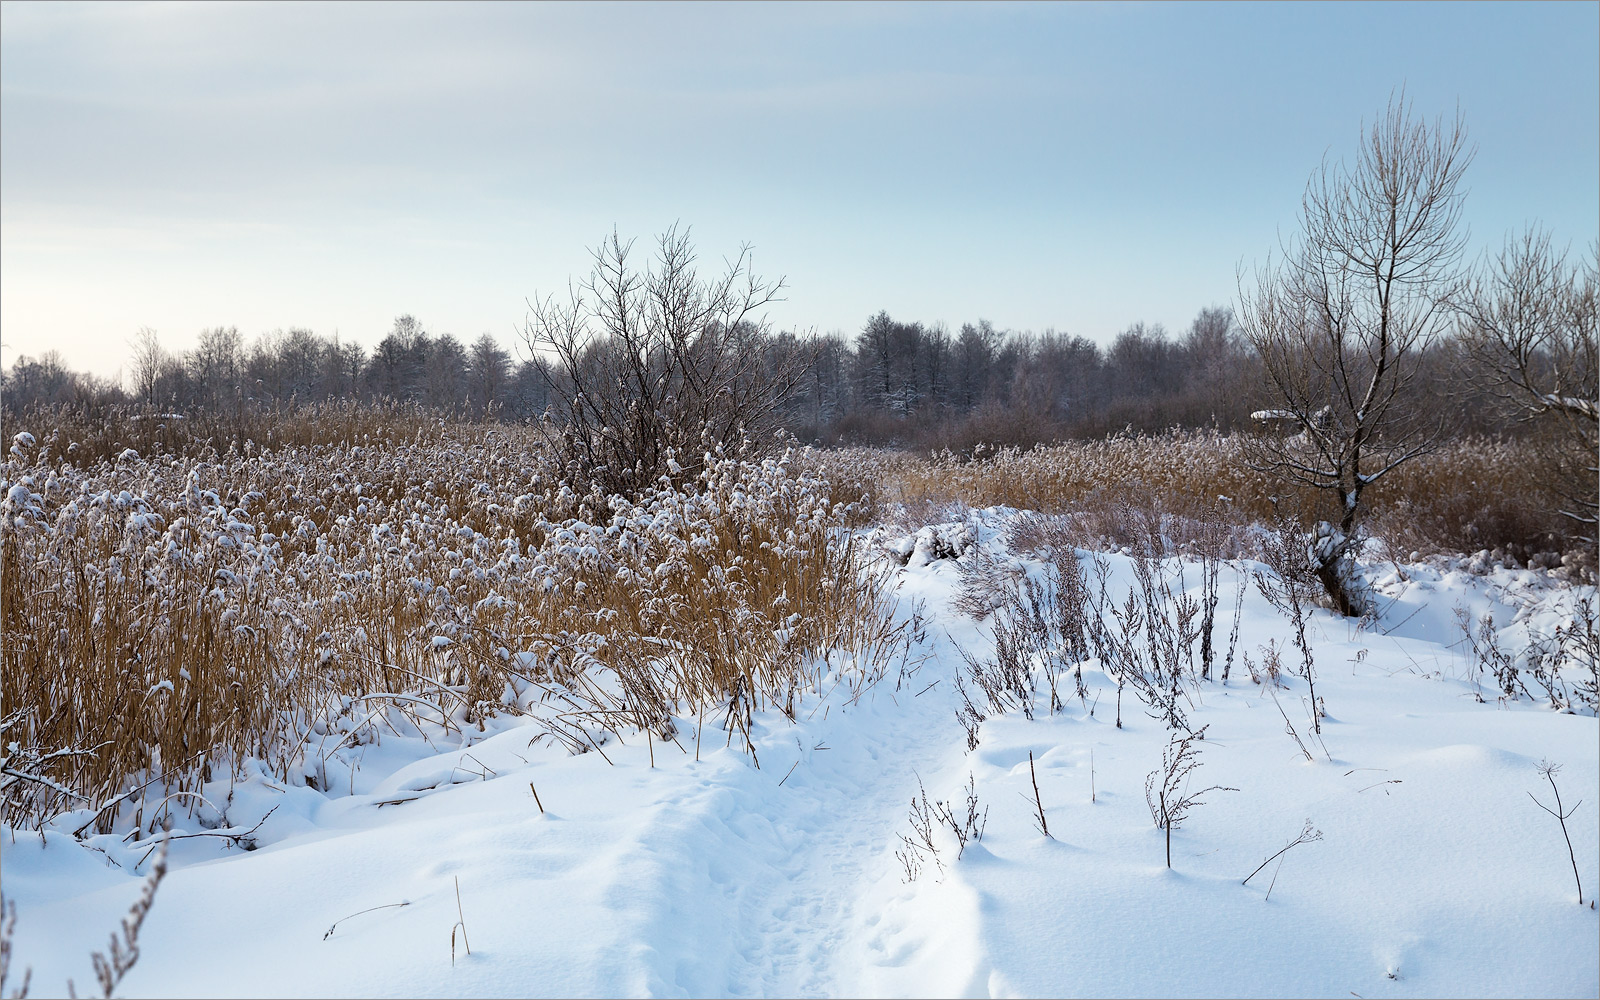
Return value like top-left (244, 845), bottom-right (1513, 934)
top-left (1, 426), bottom-right (901, 830)
top-left (814, 431), bottom-right (1585, 563)
top-left (1, 399), bottom-right (449, 467)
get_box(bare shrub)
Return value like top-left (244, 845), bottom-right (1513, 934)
top-left (1144, 725), bottom-right (1237, 869)
top-left (1099, 548), bottom-right (1201, 732)
top-left (519, 226), bottom-right (814, 497)
top-left (953, 673), bottom-right (985, 753)
top-left (897, 773), bottom-right (988, 882)
top-left (896, 776), bottom-right (943, 881)
top-left (952, 543), bottom-right (1022, 620)
top-left (1457, 598), bottom-right (1600, 714)
top-left (1254, 515), bottom-right (1327, 732)
top-left (932, 772), bottom-right (988, 859)
top-left (1457, 609), bottom-right (1523, 701)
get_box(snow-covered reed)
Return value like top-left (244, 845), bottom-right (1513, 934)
top-left (1, 421), bottom-right (899, 830)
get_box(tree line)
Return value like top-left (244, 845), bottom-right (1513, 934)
top-left (6, 320), bottom-right (549, 421)
top-left (1, 300), bottom-right (1520, 453)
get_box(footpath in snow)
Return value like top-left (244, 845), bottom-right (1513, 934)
top-left (4, 511), bottom-right (1597, 998)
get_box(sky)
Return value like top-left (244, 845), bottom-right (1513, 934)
top-left (2, 1), bottom-right (1596, 382)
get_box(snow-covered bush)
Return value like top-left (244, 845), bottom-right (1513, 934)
top-left (1459, 590), bottom-right (1600, 714)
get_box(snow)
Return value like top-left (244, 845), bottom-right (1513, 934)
top-left (1542, 394), bottom-right (1599, 420)
top-left (3, 510), bottom-right (1596, 998)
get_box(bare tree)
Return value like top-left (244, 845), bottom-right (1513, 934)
top-left (1456, 229), bottom-right (1598, 539)
top-left (187, 326), bottom-right (243, 409)
top-left (1238, 96), bottom-right (1473, 614)
top-left (467, 333), bottom-right (512, 418)
top-left (520, 225), bottom-right (815, 495)
top-left (129, 327), bottom-right (167, 405)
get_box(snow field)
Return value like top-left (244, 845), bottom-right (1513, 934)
top-left (3, 509), bottom-right (1596, 998)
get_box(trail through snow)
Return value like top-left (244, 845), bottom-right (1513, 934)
top-left (5, 558), bottom-right (990, 998)
top-left (4, 515), bottom-right (1597, 998)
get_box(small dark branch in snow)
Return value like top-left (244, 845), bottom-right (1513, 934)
top-left (1529, 760), bottom-right (1585, 904)
top-left (1266, 684), bottom-right (1313, 763)
top-left (324, 900), bottom-right (411, 941)
top-left (1028, 752), bottom-right (1051, 839)
top-left (136, 805), bottom-right (279, 868)
top-left (1243, 819), bottom-right (1323, 888)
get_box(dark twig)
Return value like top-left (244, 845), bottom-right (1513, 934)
top-left (1243, 818), bottom-right (1323, 887)
top-left (136, 805), bottom-right (278, 869)
top-left (1028, 751), bottom-right (1051, 839)
top-left (1529, 760), bottom-right (1585, 904)
top-left (324, 901), bottom-right (411, 940)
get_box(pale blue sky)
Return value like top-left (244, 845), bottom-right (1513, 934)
top-left (2, 1), bottom-right (1596, 379)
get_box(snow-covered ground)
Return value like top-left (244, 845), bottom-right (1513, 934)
top-left (4, 510), bottom-right (1596, 998)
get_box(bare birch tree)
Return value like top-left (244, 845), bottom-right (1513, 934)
top-left (1456, 229), bottom-right (1598, 540)
top-left (1238, 96), bottom-right (1473, 614)
top-left (521, 226), bottom-right (816, 496)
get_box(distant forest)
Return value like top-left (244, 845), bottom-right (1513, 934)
top-left (2, 306), bottom-right (1514, 451)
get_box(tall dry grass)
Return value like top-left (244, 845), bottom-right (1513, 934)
top-left (814, 431), bottom-right (1587, 563)
top-left (1, 412), bottom-right (901, 829)
top-left (1, 398), bottom-right (449, 467)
